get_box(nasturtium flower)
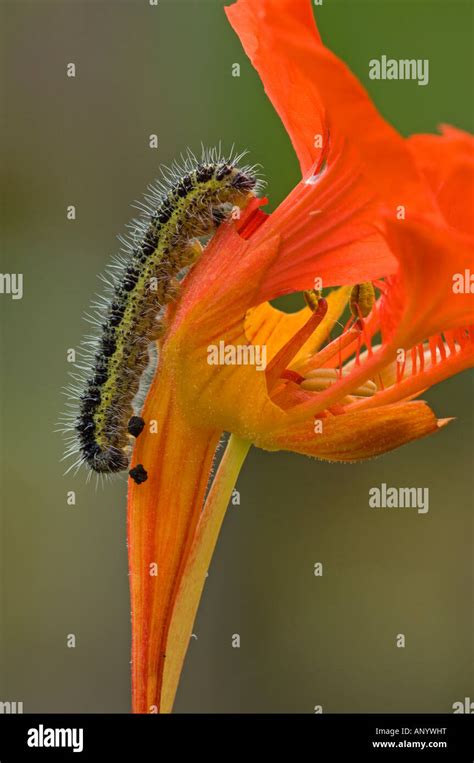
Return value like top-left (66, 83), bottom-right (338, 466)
top-left (127, 0), bottom-right (474, 713)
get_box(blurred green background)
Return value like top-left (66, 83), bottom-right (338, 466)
top-left (0, 0), bottom-right (472, 713)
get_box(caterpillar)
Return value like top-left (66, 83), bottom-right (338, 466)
top-left (60, 148), bottom-right (261, 483)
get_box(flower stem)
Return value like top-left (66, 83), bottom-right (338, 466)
top-left (160, 433), bottom-right (251, 713)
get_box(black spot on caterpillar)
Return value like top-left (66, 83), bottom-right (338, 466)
top-left (60, 148), bottom-right (262, 479)
top-left (129, 464), bottom-right (148, 485)
top-left (127, 416), bottom-right (145, 438)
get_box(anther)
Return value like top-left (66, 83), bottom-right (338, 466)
top-left (303, 288), bottom-right (322, 311)
top-left (350, 282), bottom-right (375, 318)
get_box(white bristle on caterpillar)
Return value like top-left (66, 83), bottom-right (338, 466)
top-left (57, 146), bottom-right (263, 485)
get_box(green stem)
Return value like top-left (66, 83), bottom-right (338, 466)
top-left (160, 434), bottom-right (251, 712)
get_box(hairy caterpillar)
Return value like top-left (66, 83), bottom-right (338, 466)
top-left (61, 148), bottom-right (261, 482)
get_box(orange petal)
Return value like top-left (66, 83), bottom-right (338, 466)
top-left (170, 218), bottom-right (281, 339)
top-left (256, 401), bottom-right (448, 461)
top-left (128, 360), bottom-right (221, 713)
top-left (437, 162), bottom-right (474, 236)
top-left (350, 340), bottom-right (474, 412)
top-left (252, 144), bottom-right (398, 300)
top-left (226, 0), bottom-right (325, 176)
top-left (407, 125), bottom-right (474, 191)
top-left (226, 0), bottom-right (432, 213)
top-left (380, 215), bottom-right (474, 348)
top-left (164, 221), bottom-right (294, 440)
top-left (173, 315), bottom-right (291, 439)
top-left (408, 125), bottom-right (474, 235)
top-left (226, 0), bottom-right (439, 298)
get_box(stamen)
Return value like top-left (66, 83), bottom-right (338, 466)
top-left (281, 369), bottom-right (305, 384)
top-left (437, 335), bottom-right (447, 361)
top-left (444, 331), bottom-right (457, 356)
top-left (396, 352), bottom-right (406, 383)
top-left (303, 288), bottom-right (322, 312)
top-left (266, 299), bottom-right (328, 390)
top-left (360, 314), bottom-right (374, 357)
top-left (417, 343), bottom-right (425, 372)
top-left (301, 367), bottom-right (377, 397)
top-left (355, 330), bottom-right (363, 366)
top-left (338, 331), bottom-right (344, 378)
top-left (301, 326), bottom-right (361, 374)
top-left (456, 328), bottom-right (469, 349)
top-left (350, 282), bottom-right (375, 319)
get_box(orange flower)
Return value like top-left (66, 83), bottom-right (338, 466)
top-left (127, 0), bottom-right (474, 713)
top-left (408, 124), bottom-right (474, 237)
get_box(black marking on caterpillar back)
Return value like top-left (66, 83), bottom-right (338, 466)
top-left (129, 464), bottom-right (148, 485)
top-left (59, 147), bottom-right (263, 477)
top-left (128, 416), bottom-right (145, 438)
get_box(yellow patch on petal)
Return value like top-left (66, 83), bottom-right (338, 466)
top-left (244, 285), bottom-right (350, 364)
top-left (174, 321), bottom-right (291, 439)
